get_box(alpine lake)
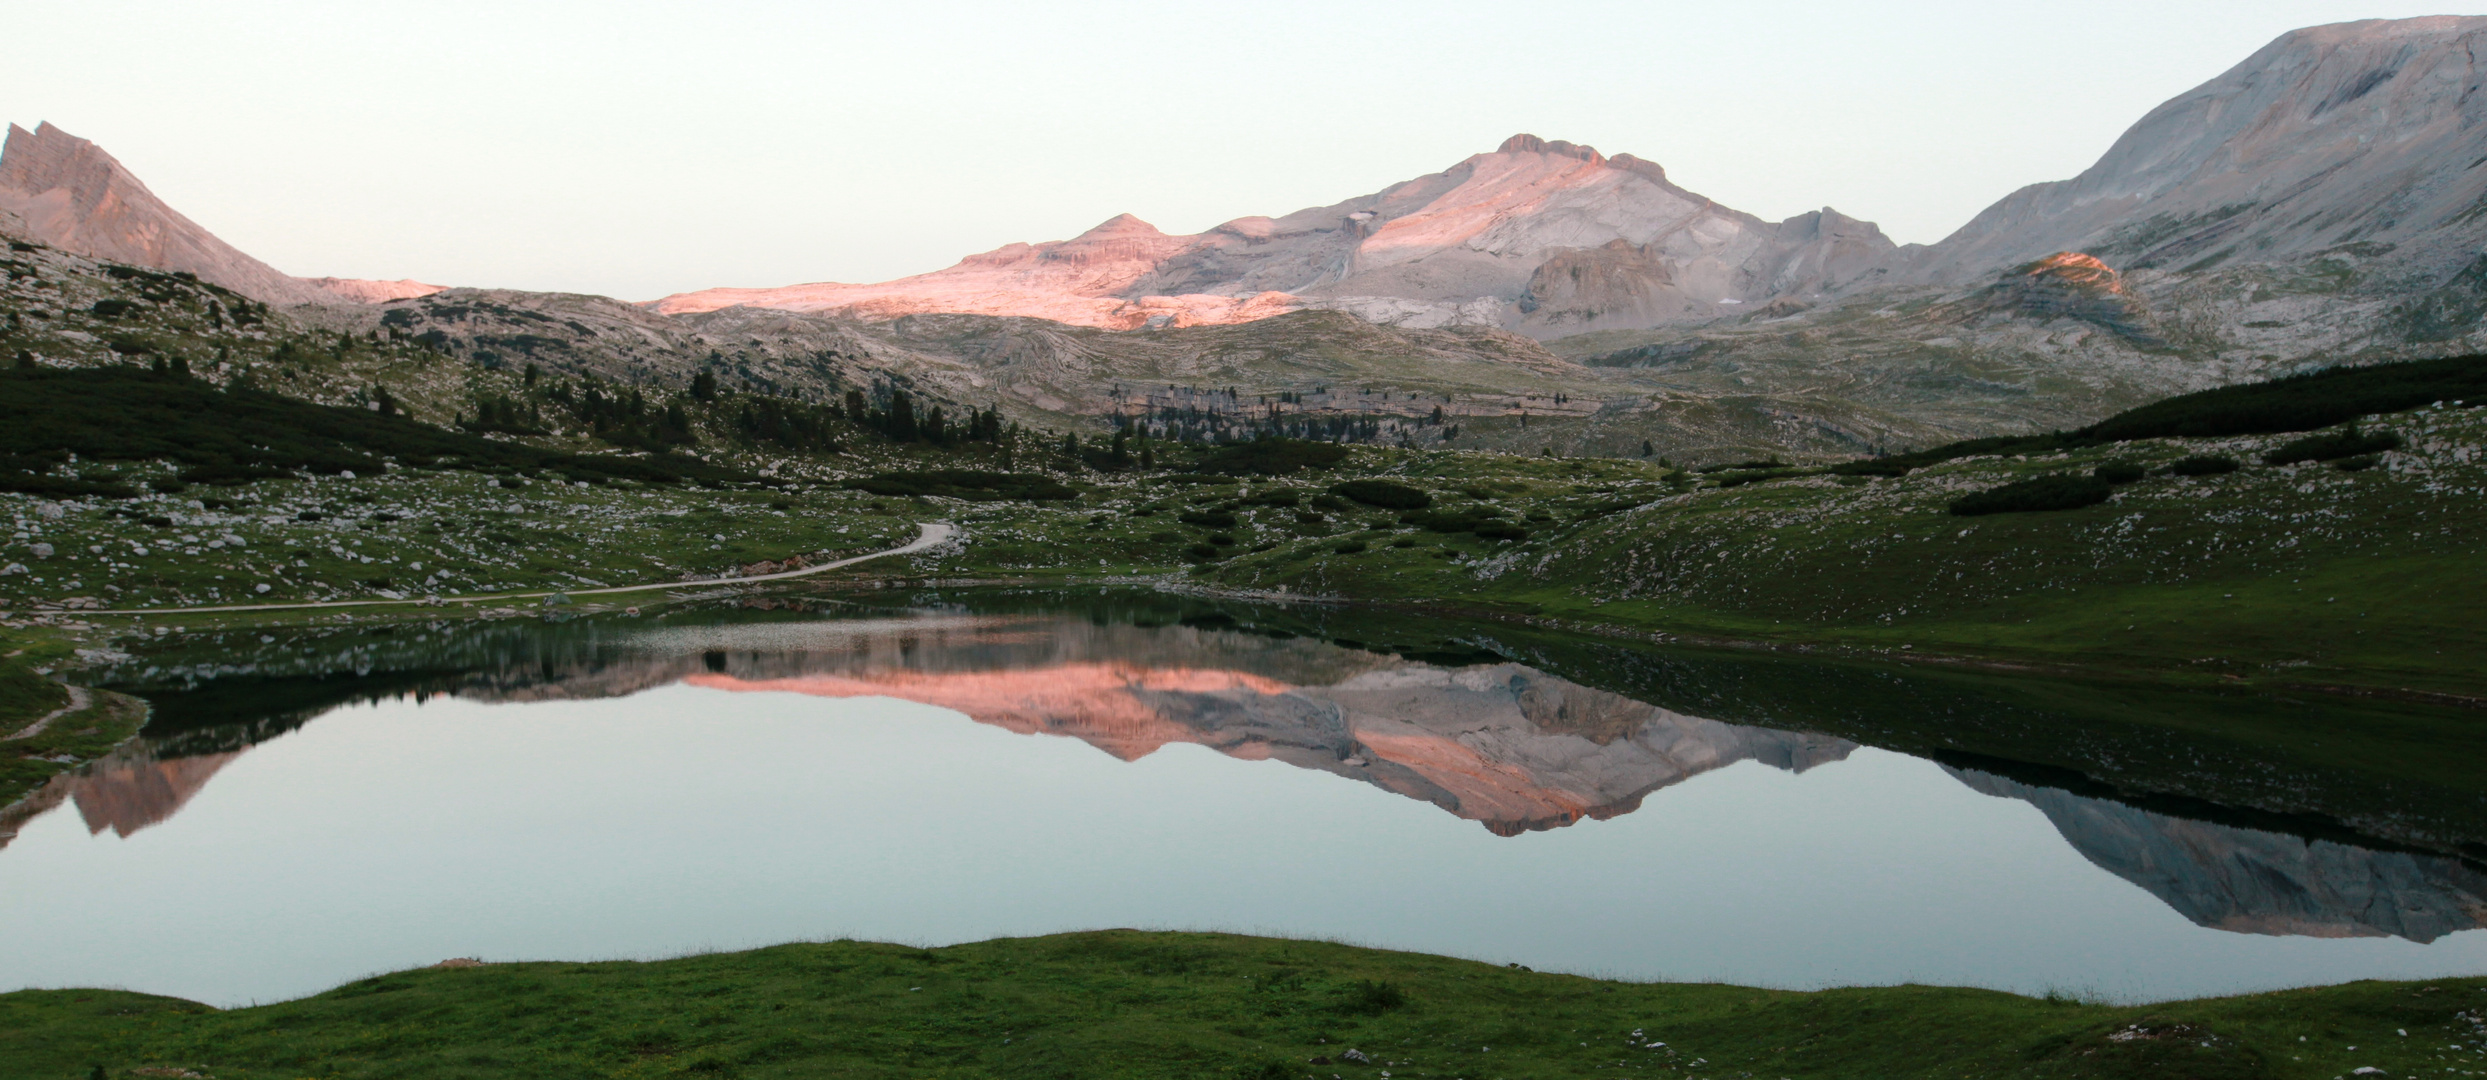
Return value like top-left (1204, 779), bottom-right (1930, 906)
top-left (4, 587), bottom-right (2483, 1009)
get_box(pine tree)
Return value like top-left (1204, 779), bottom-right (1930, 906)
top-left (691, 370), bottom-right (717, 401)
top-left (888, 391), bottom-right (917, 441)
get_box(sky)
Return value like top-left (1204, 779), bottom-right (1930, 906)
top-left (2, 1), bottom-right (2474, 300)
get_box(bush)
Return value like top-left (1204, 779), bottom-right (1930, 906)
top-left (89, 299), bottom-right (140, 319)
top-left (1207, 533), bottom-right (1237, 546)
top-left (1389, 537), bottom-right (1417, 548)
top-left (1332, 540), bottom-right (1368, 554)
top-left (2093, 462), bottom-right (2146, 484)
top-left (1331, 479), bottom-right (1432, 509)
top-left (1194, 438), bottom-right (1350, 476)
top-left (1184, 542), bottom-right (1219, 560)
top-left (1157, 473), bottom-right (1239, 486)
top-left (0, 366), bottom-right (751, 489)
top-left (1829, 458), bottom-right (1914, 477)
top-left (1472, 522), bottom-right (1530, 542)
top-left (2170, 454), bottom-right (2239, 476)
top-left (1308, 494), bottom-right (1351, 512)
top-left (1948, 474), bottom-right (2114, 516)
top-left (2262, 426), bottom-right (2402, 465)
top-left (843, 470), bottom-right (1078, 501)
top-left (1178, 510), bottom-right (1238, 528)
top-left (2333, 454), bottom-right (2382, 472)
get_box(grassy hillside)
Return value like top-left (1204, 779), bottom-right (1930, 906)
top-left (6, 931), bottom-right (2481, 1080)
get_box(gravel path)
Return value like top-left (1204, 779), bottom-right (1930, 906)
top-left (79, 522), bottom-right (957, 617)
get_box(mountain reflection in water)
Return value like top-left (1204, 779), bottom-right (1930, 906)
top-left (28, 612), bottom-right (2487, 945)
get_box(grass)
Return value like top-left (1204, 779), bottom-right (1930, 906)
top-left (5, 931), bottom-right (2482, 1079)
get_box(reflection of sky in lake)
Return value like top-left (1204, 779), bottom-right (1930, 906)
top-left (3, 682), bottom-right (2483, 1008)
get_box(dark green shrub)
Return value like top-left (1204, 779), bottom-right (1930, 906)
top-left (1184, 543), bottom-right (1219, 560)
top-left (1157, 473), bottom-right (1239, 486)
top-left (2262, 426), bottom-right (2402, 465)
top-left (1331, 479), bottom-right (1431, 509)
top-left (2333, 454), bottom-right (2382, 472)
top-left (2093, 462), bottom-right (2146, 484)
top-left (1830, 458), bottom-right (1914, 477)
top-left (2170, 454), bottom-right (2239, 476)
top-left (1194, 438), bottom-right (1350, 476)
top-left (89, 299), bottom-right (140, 319)
top-left (1179, 510), bottom-right (1238, 528)
top-left (1948, 474), bottom-right (2114, 516)
top-left (1243, 487), bottom-right (1303, 507)
top-left (844, 470), bottom-right (1077, 501)
top-left (1309, 494), bottom-right (1351, 511)
top-left (1336, 979), bottom-right (1407, 1016)
top-left (1472, 522), bottom-right (1530, 541)
top-left (1294, 511), bottom-right (1327, 525)
top-left (1333, 540), bottom-right (1368, 554)
top-left (1208, 533), bottom-right (1236, 546)
top-left (1389, 537), bottom-right (1416, 548)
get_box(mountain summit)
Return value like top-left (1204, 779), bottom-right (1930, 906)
top-left (654, 134), bottom-right (1897, 335)
top-left (0, 122), bottom-right (440, 306)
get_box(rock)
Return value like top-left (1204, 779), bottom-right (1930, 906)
top-left (1341, 1049), bottom-right (1372, 1063)
top-left (29, 543), bottom-right (52, 559)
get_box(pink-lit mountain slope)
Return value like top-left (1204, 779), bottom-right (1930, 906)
top-left (654, 135), bottom-right (1898, 337)
top-left (0, 122), bottom-right (442, 307)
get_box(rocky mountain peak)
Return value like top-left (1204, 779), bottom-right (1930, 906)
top-left (0, 122), bottom-right (332, 305)
top-left (1497, 134), bottom-right (1606, 166)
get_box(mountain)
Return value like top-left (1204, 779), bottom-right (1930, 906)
top-left (656, 135), bottom-right (1900, 338)
top-left (1907, 16), bottom-right (2487, 286)
top-left (1951, 767), bottom-right (2487, 943)
top-left (0, 122), bottom-right (442, 307)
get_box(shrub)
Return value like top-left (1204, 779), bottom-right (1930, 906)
top-left (2262, 426), bottom-right (2402, 465)
top-left (1194, 438), bottom-right (1350, 476)
top-left (2333, 454), bottom-right (2382, 472)
top-left (1389, 537), bottom-right (1416, 548)
top-left (1243, 487), bottom-right (1303, 507)
top-left (1331, 479), bottom-right (1432, 509)
top-left (1183, 542), bottom-right (1219, 560)
top-left (89, 299), bottom-right (140, 319)
top-left (1472, 522), bottom-right (1530, 541)
top-left (1207, 533), bottom-right (1237, 546)
top-left (2093, 462), bottom-right (2146, 484)
top-left (844, 470), bottom-right (1078, 501)
top-left (2169, 454), bottom-right (2239, 476)
top-left (1829, 458), bottom-right (1914, 477)
top-left (1308, 494), bottom-right (1351, 511)
top-left (1948, 474), bottom-right (2114, 516)
top-left (1157, 473), bottom-right (1239, 486)
top-left (1178, 510), bottom-right (1238, 528)
top-left (1333, 540), bottom-right (1368, 554)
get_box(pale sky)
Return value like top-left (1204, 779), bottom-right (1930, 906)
top-left (3, 1), bottom-right (2473, 300)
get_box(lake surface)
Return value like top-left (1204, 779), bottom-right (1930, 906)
top-left (4, 593), bottom-right (2484, 1007)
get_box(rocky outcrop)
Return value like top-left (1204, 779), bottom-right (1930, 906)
top-left (1946, 252), bottom-right (2161, 345)
top-left (1951, 766), bottom-right (2487, 942)
top-left (303, 276), bottom-right (446, 304)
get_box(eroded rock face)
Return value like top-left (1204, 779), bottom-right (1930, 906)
top-left (1950, 766), bottom-right (2487, 943)
top-left (1946, 252), bottom-right (2160, 344)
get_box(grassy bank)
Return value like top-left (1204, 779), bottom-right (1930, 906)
top-left (5, 931), bottom-right (2481, 1079)
top-left (0, 626), bottom-right (149, 810)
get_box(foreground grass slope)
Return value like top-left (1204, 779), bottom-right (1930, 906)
top-left (6, 931), bottom-right (2482, 1080)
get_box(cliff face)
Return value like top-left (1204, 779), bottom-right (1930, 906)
top-left (1950, 767), bottom-right (2487, 943)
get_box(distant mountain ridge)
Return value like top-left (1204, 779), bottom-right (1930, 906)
top-left (654, 133), bottom-right (1900, 336)
top-left (0, 122), bottom-right (441, 307)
